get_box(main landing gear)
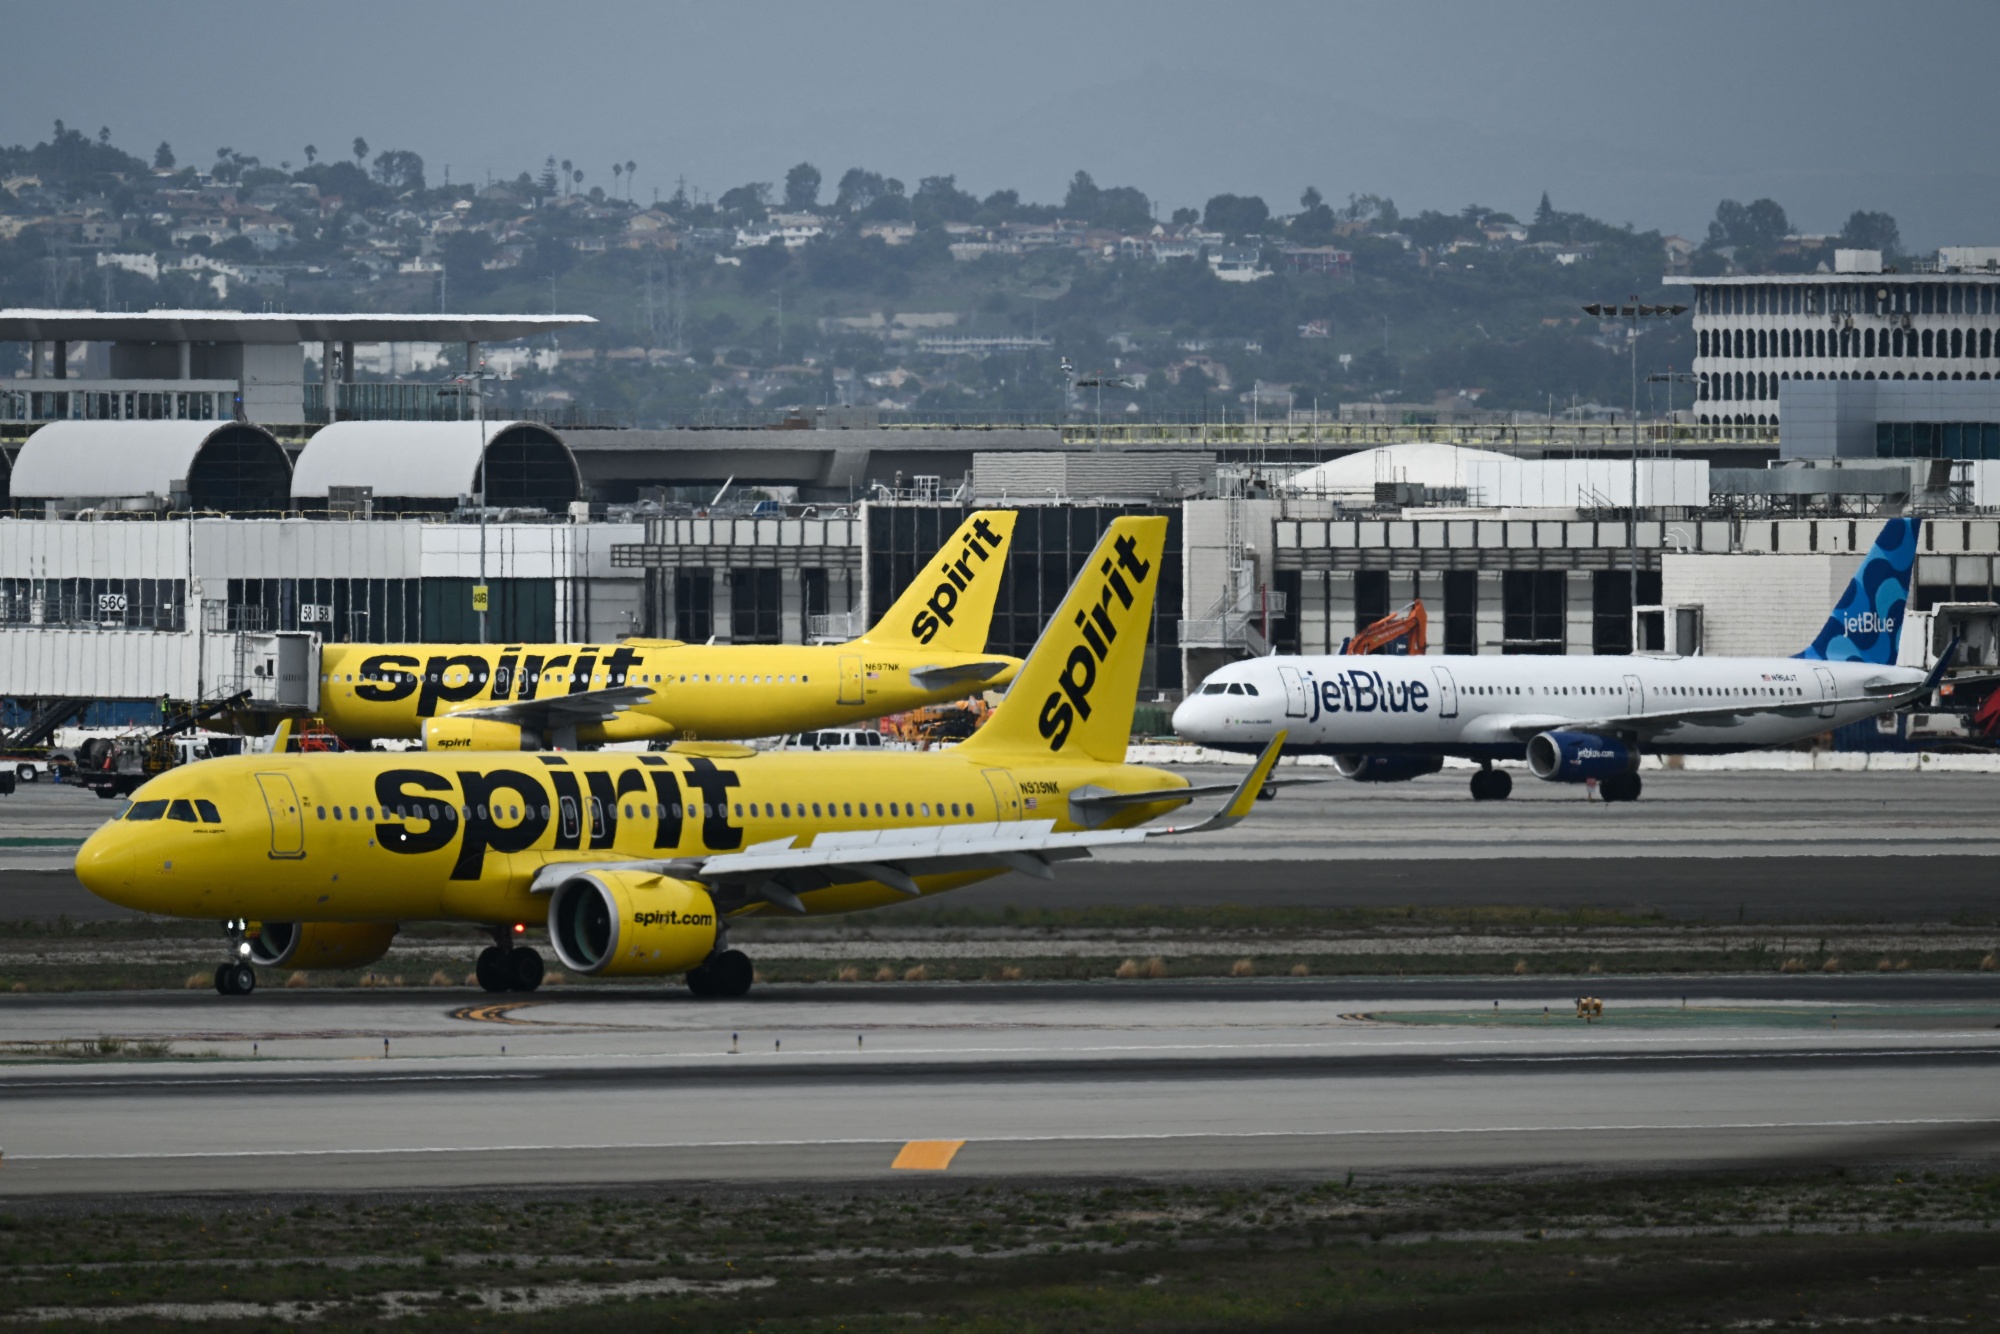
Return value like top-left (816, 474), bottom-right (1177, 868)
top-left (686, 949), bottom-right (754, 999)
top-left (1597, 772), bottom-right (1643, 803)
top-left (476, 929), bottom-right (545, 993)
top-left (1469, 766), bottom-right (1513, 801)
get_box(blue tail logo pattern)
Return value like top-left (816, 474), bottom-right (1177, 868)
top-left (1797, 518), bottom-right (1919, 663)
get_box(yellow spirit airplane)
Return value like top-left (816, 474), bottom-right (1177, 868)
top-left (77, 517), bottom-right (1297, 997)
top-left (307, 510), bottom-right (1023, 750)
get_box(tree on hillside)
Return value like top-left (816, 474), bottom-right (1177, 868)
top-left (1203, 193), bottom-right (1269, 238)
top-left (1063, 170), bottom-right (1101, 220)
top-left (1840, 210), bottom-right (1900, 256)
top-left (784, 162), bottom-right (821, 211)
top-left (1706, 198), bottom-right (1790, 251)
top-left (153, 142), bottom-right (174, 170)
top-left (913, 175), bottom-right (979, 225)
top-left (371, 149), bottom-right (426, 194)
top-left (717, 181), bottom-right (772, 220)
top-left (835, 168), bottom-right (888, 214)
top-left (352, 137), bottom-right (368, 165)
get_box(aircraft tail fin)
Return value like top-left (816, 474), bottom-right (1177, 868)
top-left (1796, 517), bottom-right (1920, 663)
top-left (856, 510), bottom-right (1018, 653)
top-left (961, 516), bottom-right (1167, 764)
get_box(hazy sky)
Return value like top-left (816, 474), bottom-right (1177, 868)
top-left (6, 1), bottom-right (1994, 247)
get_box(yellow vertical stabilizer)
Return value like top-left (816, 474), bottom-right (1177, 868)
top-left (961, 516), bottom-right (1167, 764)
top-left (856, 510), bottom-right (1017, 653)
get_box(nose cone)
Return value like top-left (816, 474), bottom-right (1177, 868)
top-left (74, 825), bottom-right (137, 907)
top-left (1172, 694), bottom-right (1210, 740)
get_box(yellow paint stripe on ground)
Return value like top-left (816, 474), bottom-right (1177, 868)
top-left (891, 1140), bottom-right (965, 1171)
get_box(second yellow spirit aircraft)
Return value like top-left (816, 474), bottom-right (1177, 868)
top-left (308, 510), bottom-right (1023, 750)
top-left (77, 516), bottom-right (1297, 997)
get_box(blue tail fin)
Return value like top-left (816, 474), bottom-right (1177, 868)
top-left (1796, 518), bottom-right (1919, 663)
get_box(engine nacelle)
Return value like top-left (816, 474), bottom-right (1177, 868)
top-left (247, 921), bottom-right (399, 970)
top-left (423, 716), bottom-right (531, 751)
top-left (1333, 753), bottom-right (1446, 782)
top-left (547, 870), bottom-right (718, 978)
top-left (1526, 731), bottom-right (1639, 783)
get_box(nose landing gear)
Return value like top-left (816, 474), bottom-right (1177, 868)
top-left (1470, 766), bottom-right (1513, 801)
top-left (213, 961), bottom-right (256, 995)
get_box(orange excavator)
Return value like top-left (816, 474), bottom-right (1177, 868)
top-left (1339, 600), bottom-right (1428, 656)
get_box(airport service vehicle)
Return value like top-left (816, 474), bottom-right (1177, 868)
top-left (75, 518), bottom-right (1299, 998)
top-left (301, 510), bottom-right (1023, 751)
top-left (1174, 518), bottom-right (1942, 802)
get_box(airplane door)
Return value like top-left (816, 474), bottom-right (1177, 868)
top-left (254, 772), bottom-right (305, 860)
top-left (1623, 674), bottom-right (1644, 715)
top-left (981, 769), bottom-right (1023, 822)
top-left (1277, 666), bottom-right (1308, 719)
top-left (1814, 666), bottom-right (1838, 718)
top-left (1431, 666), bottom-right (1459, 720)
top-left (838, 654), bottom-right (864, 705)
top-left (559, 794), bottom-right (581, 842)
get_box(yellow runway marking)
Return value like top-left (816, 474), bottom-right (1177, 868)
top-left (891, 1139), bottom-right (966, 1171)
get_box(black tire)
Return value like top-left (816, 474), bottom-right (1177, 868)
top-left (213, 963), bottom-right (232, 995)
top-left (229, 963), bottom-right (257, 995)
top-left (475, 945), bottom-right (509, 993)
top-left (1600, 772), bottom-right (1641, 803)
top-left (507, 946), bottom-right (545, 993)
top-left (713, 949), bottom-right (754, 998)
top-left (1470, 769), bottom-right (1512, 801)
top-left (684, 962), bottom-right (717, 998)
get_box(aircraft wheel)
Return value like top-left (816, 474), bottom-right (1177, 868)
top-left (475, 946), bottom-right (510, 994)
top-left (713, 949), bottom-right (754, 998)
top-left (1600, 773), bottom-right (1642, 803)
top-left (213, 963), bottom-right (232, 995)
top-left (508, 947), bottom-right (545, 993)
top-left (684, 962), bottom-right (719, 998)
top-left (1470, 768), bottom-right (1512, 801)
top-left (217, 962), bottom-right (257, 996)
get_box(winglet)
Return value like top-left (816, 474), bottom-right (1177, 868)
top-left (1154, 730), bottom-right (1289, 837)
top-left (1921, 635), bottom-right (1961, 694)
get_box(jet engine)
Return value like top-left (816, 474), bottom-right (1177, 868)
top-left (422, 717), bottom-right (531, 751)
top-left (547, 870), bottom-right (719, 978)
top-left (246, 921), bottom-right (399, 970)
top-left (1332, 753), bottom-right (1445, 782)
top-left (1526, 731), bottom-right (1638, 782)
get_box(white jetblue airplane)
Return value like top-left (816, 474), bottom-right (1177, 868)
top-left (1173, 518), bottom-right (1946, 801)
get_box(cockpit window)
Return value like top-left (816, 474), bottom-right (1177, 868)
top-left (1201, 682), bottom-right (1228, 695)
top-left (168, 799), bottom-right (199, 823)
top-left (1240, 682), bottom-right (1260, 696)
top-left (1226, 682), bottom-right (1247, 695)
top-left (195, 799), bottom-right (221, 823)
top-left (126, 800), bottom-right (168, 821)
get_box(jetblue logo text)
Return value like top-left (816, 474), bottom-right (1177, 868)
top-left (1843, 612), bottom-right (1895, 636)
top-left (911, 516), bottom-right (1007, 645)
top-left (1038, 532), bottom-right (1152, 750)
top-left (1306, 670), bottom-right (1430, 724)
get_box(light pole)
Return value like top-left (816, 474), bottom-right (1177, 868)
top-left (456, 362), bottom-right (497, 643)
top-left (1582, 299), bottom-right (1686, 650)
top-left (1072, 372), bottom-right (1133, 444)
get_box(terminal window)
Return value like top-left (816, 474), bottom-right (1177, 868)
top-left (1876, 422), bottom-right (2000, 460)
top-left (1501, 570), bottom-right (1567, 655)
top-left (0, 578), bottom-right (186, 631)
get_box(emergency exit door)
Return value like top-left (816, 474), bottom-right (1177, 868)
top-left (255, 772), bottom-right (305, 860)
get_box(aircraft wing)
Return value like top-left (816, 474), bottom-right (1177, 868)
top-left (527, 734), bottom-right (1296, 912)
top-left (908, 660), bottom-right (1014, 691)
top-left (444, 685), bottom-right (655, 729)
top-left (1503, 690), bottom-right (1925, 742)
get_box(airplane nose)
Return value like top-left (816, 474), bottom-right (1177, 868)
top-left (74, 828), bottom-right (135, 903)
top-left (1172, 696), bottom-right (1206, 739)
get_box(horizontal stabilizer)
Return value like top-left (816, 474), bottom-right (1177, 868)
top-left (909, 660), bottom-right (1014, 692)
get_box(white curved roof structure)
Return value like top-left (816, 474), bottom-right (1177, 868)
top-left (291, 420), bottom-right (578, 507)
top-left (11, 421), bottom-right (290, 508)
top-left (1286, 442), bottom-right (1513, 498)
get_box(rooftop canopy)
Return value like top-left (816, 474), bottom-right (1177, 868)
top-left (1286, 441), bottom-right (1513, 497)
top-left (0, 310), bottom-right (595, 344)
top-left (11, 420), bottom-right (291, 511)
top-left (291, 420), bottom-right (580, 511)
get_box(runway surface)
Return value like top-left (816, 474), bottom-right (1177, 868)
top-left (4, 981), bottom-right (1996, 1196)
top-left (7, 769), bottom-right (1999, 922)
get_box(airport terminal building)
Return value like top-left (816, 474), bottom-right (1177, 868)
top-left (3, 306), bottom-right (1998, 736)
